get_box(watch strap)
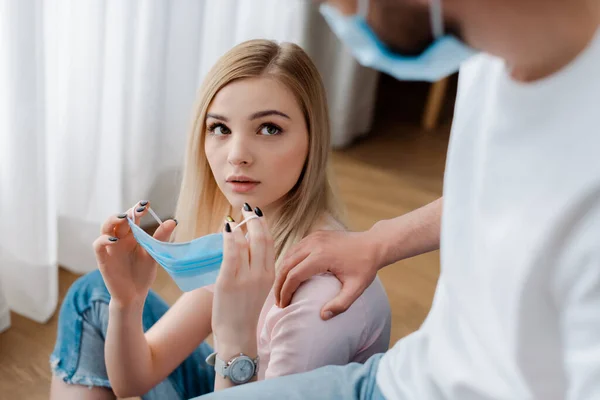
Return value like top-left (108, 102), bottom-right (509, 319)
top-left (214, 353), bottom-right (228, 378)
top-left (205, 352), bottom-right (259, 382)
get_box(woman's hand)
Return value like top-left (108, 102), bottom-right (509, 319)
top-left (211, 204), bottom-right (275, 356)
top-left (93, 200), bottom-right (177, 308)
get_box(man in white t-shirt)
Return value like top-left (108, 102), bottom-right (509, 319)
top-left (201, 0), bottom-right (600, 399)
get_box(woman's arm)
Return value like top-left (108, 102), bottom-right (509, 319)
top-left (211, 206), bottom-right (275, 391)
top-left (264, 275), bottom-right (379, 379)
top-left (212, 337), bottom-right (260, 390)
top-left (105, 288), bottom-right (213, 398)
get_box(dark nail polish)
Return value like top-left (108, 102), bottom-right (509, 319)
top-left (173, 218), bottom-right (178, 226)
top-left (136, 206), bottom-right (145, 213)
top-left (254, 207), bottom-right (263, 217)
top-left (243, 203), bottom-right (252, 211)
top-left (108, 236), bottom-right (118, 242)
top-left (226, 215), bottom-right (235, 222)
top-left (140, 200), bottom-right (149, 206)
top-left (117, 213), bottom-right (127, 219)
top-left (225, 222), bottom-right (232, 233)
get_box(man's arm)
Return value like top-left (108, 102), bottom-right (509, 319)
top-left (274, 197), bottom-right (442, 320)
top-left (369, 197), bottom-right (442, 270)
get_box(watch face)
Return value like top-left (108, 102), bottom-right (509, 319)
top-left (230, 357), bottom-right (254, 384)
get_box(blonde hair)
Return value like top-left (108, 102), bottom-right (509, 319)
top-left (174, 39), bottom-right (344, 265)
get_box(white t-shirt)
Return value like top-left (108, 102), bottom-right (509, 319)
top-left (377, 27), bottom-right (600, 400)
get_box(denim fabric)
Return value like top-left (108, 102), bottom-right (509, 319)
top-left (50, 269), bottom-right (215, 399)
top-left (196, 352), bottom-right (387, 400)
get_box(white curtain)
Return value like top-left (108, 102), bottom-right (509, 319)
top-left (0, 0), bottom-right (379, 326)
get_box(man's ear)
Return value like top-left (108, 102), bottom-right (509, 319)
top-left (410, 0), bottom-right (433, 5)
top-left (367, 0), bottom-right (433, 55)
top-left (319, 0), bottom-right (359, 15)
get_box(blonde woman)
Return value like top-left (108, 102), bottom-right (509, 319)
top-left (49, 39), bottom-right (391, 400)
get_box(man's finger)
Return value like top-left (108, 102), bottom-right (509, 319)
top-left (320, 281), bottom-right (365, 320)
top-left (278, 256), bottom-right (318, 308)
top-left (274, 246), bottom-right (310, 305)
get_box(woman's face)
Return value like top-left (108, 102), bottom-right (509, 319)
top-left (204, 77), bottom-right (309, 215)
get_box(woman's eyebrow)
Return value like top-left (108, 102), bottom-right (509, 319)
top-left (249, 110), bottom-right (290, 120)
top-left (206, 113), bottom-right (228, 122)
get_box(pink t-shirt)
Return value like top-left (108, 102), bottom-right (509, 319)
top-left (207, 274), bottom-right (391, 380)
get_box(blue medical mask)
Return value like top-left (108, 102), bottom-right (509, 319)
top-left (127, 206), bottom-right (257, 292)
top-left (319, 0), bottom-right (477, 82)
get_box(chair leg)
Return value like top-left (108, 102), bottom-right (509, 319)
top-left (422, 77), bottom-right (450, 131)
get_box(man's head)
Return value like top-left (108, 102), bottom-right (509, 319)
top-left (317, 0), bottom-right (475, 81)
top-left (323, 0), bottom-right (444, 56)
top-left (319, 0), bottom-right (600, 81)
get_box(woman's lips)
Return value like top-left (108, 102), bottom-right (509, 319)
top-left (227, 181), bottom-right (260, 193)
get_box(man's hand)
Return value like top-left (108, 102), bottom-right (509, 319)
top-left (274, 230), bottom-right (381, 320)
top-left (274, 198), bottom-right (443, 321)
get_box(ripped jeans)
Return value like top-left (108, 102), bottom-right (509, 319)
top-left (51, 270), bottom-right (387, 400)
top-left (50, 269), bottom-right (215, 399)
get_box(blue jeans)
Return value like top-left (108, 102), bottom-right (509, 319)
top-left (51, 270), bottom-right (387, 400)
top-left (195, 352), bottom-right (387, 400)
top-left (50, 269), bottom-right (215, 399)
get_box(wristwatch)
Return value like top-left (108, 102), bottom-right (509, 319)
top-left (206, 352), bottom-right (259, 385)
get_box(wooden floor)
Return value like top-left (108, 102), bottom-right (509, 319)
top-left (0, 75), bottom-right (454, 399)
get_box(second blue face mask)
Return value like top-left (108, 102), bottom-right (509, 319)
top-left (127, 205), bottom-right (257, 292)
top-left (319, 0), bottom-right (477, 82)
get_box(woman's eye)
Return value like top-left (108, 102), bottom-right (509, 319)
top-left (259, 124), bottom-right (281, 136)
top-left (209, 124), bottom-right (231, 135)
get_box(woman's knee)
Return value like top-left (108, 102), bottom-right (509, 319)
top-left (61, 269), bottom-right (170, 331)
top-left (63, 270), bottom-right (110, 312)
top-left (50, 269), bottom-right (112, 386)
top-left (59, 269), bottom-right (111, 324)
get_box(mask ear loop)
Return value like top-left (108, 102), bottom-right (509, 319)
top-left (430, 0), bottom-right (444, 38)
top-left (147, 207), bottom-right (163, 225)
top-left (232, 215), bottom-right (260, 232)
top-left (128, 203), bottom-right (163, 225)
top-left (127, 201), bottom-right (258, 231)
top-left (357, 0), bottom-right (369, 18)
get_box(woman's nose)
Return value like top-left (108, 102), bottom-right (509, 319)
top-left (227, 135), bottom-right (253, 166)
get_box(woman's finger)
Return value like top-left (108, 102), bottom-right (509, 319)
top-left (241, 203), bottom-right (265, 273)
top-left (254, 207), bottom-right (274, 273)
top-left (153, 219), bottom-right (177, 242)
top-left (231, 211), bottom-right (250, 274)
top-left (218, 221), bottom-right (239, 283)
top-left (115, 211), bottom-right (133, 238)
top-left (131, 200), bottom-right (150, 225)
top-left (100, 212), bottom-right (129, 237)
top-left (93, 234), bottom-right (120, 265)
